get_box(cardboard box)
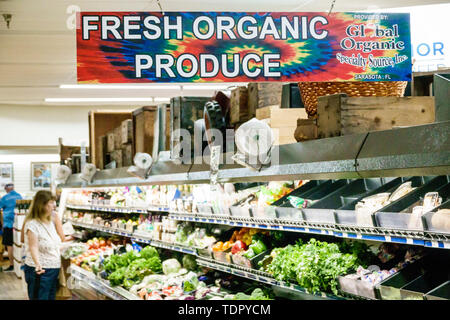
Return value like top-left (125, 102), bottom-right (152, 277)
top-left (111, 149), bottom-right (123, 167)
top-left (121, 119), bottom-right (133, 145)
top-left (133, 106), bottom-right (158, 155)
top-left (106, 132), bottom-right (115, 153)
top-left (256, 105), bottom-right (308, 145)
top-left (113, 126), bottom-right (122, 150)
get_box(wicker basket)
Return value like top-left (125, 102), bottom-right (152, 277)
top-left (298, 81), bottom-right (407, 117)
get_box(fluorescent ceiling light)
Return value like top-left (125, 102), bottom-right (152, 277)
top-left (45, 97), bottom-right (155, 102)
top-left (154, 97), bottom-right (171, 102)
top-left (182, 85), bottom-right (231, 90)
top-left (60, 84), bottom-right (181, 90)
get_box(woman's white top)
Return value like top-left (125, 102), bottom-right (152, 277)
top-left (24, 219), bottom-right (62, 269)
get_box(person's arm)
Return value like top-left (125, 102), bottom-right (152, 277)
top-left (20, 218), bottom-right (28, 244)
top-left (27, 229), bottom-right (45, 274)
top-left (20, 222), bottom-right (25, 244)
top-left (52, 212), bottom-right (65, 242)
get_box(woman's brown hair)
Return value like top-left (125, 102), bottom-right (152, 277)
top-left (25, 190), bottom-right (56, 223)
top-left (21, 191), bottom-right (56, 243)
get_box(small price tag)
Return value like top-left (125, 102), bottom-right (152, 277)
top-left (431, 240), bottom-right (439, 247)
top-left (385, 235), bottom-right (392, 242)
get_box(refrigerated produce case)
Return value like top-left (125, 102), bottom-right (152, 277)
top-left (58, 122), bottom-right (450, 300)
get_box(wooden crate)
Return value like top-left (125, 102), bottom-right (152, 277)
top-left (121, 119), bottom-right (133, 145)
top-left (133, 106), bottom-right (158, 155)
top-left (106, 132), bottom-right (115, 153)
top-left (88, 110), bottom-right (132, 169)
top-left (97, 135), bottom-right (107, 169)
top-left (122, 143), bottom-right (133, 167)
top-left (256, 105), bottom-right (308, 145)
top-left (317, 94), bottom-right (436, 138)
top-left (230, 86), bottom-right (250, 124)
top-left (248, 83), bottom-right (283, 113)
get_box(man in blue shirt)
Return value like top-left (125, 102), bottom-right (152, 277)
top-left (0, 183), bottom-right (22, 271)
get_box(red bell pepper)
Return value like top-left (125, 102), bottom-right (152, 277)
top-left (231, 240), bottom-right (247, 254)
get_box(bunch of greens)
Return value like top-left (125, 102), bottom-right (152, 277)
top-left (182, 254), bottom-right (198, 271)
top-left (104, 246), bottom-right (162, 288)
top-left (265, 239), bottom-right (359, 295)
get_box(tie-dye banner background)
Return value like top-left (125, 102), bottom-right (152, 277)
top-left (76, 12), bottom-right (411, 83)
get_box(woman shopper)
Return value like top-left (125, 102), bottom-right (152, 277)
top-left (21, 190), bottom-right (65, 300)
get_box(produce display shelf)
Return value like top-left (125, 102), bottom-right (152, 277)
top-left (66, 204), bottom-right (147, 214)
top-left (168, 212), bottom-right (335, 235)
top-left (131, 235), bottom-right (197, 255)
top-left (148, 206), bottom-right (171, 212)
top-left (66, 219), bottom-right (198, 255)
top-left (69, 265), bottom-right (140, 300)
top-left (66, 208), bottom-right (450, 250)
top-left (168, 212), bottom-right (450, 249)
top-left (68, 220), bottom-right (135, 238)
top-left (195, 257), bottom-right (345, 300)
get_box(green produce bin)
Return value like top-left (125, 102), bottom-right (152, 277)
top-left (197, 246), bottom-right (213, 259)
top-left (425, 281), bottom-right (450, 300)
top-left (212, 247), bottom-right (232, 264)
top-left (400, 271), bottom-right (450, 300)
top-left (251, 205), bottom-right (277, 219)
top-left (231, 250), bottom-right (269, 269)
top-left (377, 262), bottom-right (425, 300)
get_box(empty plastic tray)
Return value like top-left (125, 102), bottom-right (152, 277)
top-left (425, 281), bottom-right (450, 300)
top-left (300, 180), bottom-right (351, 224)
top-left (275, 207), bottom-right (304, 221)
top-left (377, 261), bottom-right (425, 300)
top-left (400, 271), bottom-right (450, 300)
top-left (229, 206), bottom-right (252, 217)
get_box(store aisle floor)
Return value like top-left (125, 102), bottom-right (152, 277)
top-left (0, 261), bottom-right (28, 300)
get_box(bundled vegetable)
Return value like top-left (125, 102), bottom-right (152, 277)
top-left (104, 246), bottom-right (162, 288)
top-left (182, 255), bottom-right (198, 271)
top-left (162, 258), bottom-right (182, 275)
top-left (264, 239), bottom-right (359, 295)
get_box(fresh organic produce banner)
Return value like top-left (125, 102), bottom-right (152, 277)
top-left (76, 12), bottom-right (411, 82)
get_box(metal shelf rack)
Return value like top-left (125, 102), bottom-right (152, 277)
top-left (60, 121), bottom-right (450, 187)
top-left (69, 265), bottom-right (140, 300)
